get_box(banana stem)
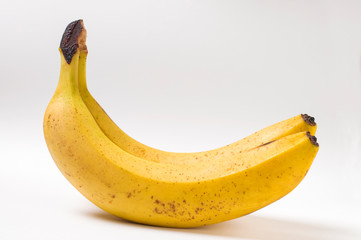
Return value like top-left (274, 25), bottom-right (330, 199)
top-left (56, 19), bottom-right (87, 96)
top-left (78, 52), bottom-right (88, 91)
top-left (55, 51), bottom-right (80, 96)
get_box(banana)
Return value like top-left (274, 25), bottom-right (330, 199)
top-left (43, 20), bottom-right (319, 228)
top-left (78, 47), bottom-right (317, 165)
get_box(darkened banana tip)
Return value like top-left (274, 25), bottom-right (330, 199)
top-left (301, 114), bottom-right (316, 127)
top-left (306, 131), bottom-right (319, 147)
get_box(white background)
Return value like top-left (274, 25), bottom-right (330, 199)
top-left (1, 0), bottom-right (361, 239)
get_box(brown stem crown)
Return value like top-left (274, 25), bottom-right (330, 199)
top-left (60, 19), bottom-right (87, 64)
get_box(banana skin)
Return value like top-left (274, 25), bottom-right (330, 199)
top-left (43, 20), bottom-right (319, 227)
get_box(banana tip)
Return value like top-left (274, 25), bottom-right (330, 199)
top-left (301, 114), bottom-right (316, 126)
top-left (306, 132), bottom-right (319, 147)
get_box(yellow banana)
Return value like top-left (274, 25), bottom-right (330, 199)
top-left (78, 49), bottom-right (317, 165)
top-left (43, 20), bottom-right (319, 228)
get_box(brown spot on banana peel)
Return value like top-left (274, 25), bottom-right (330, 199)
top-left (259, 140), bottom-right (276, 147)
top-left (301, 114), bottom-right (316, 126)
top-left (60, 19), bottom-right (87, 64)
top-left (248, 140), bottom-right (276, 151)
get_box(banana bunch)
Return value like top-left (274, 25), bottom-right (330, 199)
top-left (43, 20), bottom-right (319, 228)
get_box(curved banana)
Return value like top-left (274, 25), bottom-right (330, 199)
top-left (78, 50), bottom-right (317, 165)
top-left (44, 20), bottom-right (319, 228)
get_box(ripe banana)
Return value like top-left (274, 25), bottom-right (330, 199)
top-left (43, 20), bottom-right (319, 228)
top-left (78, 46), bottom-right (317, 165)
